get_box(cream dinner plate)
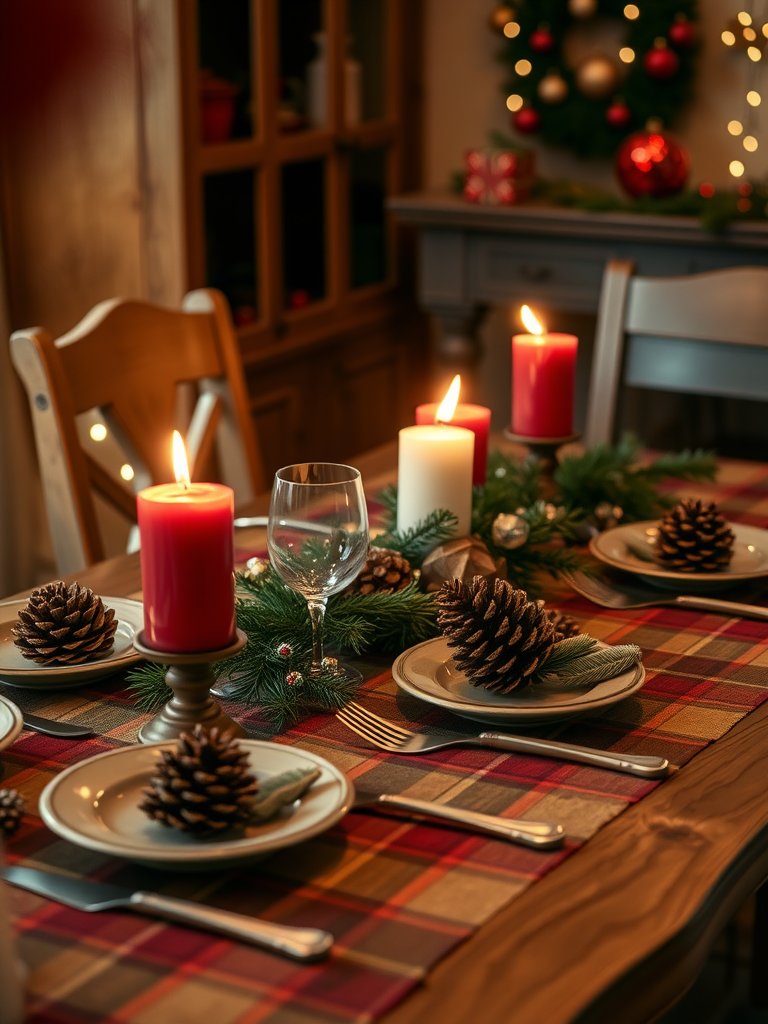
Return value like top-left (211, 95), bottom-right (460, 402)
top-left (39, 740), bottom-right (353, 869)
top-left (590, 521), bottom-right (768, 592)
top-left (0, 694), bottom-right (23, 752)
top-left (0, 597), bottom-right (144, 689)
top-left (392, 637), bottom-right (646, 726)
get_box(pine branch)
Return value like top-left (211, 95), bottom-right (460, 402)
top-left (374, 509), bottom-right (458, 564)
top-left (537, 644), bottom-right (642, 688)
top-left (541, 634), bottom-right (598, 671)
top-left (332, 583), bottom-right (439, 652)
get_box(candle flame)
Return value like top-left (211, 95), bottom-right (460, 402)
top-left (435, 375), bottom-right (461, 423)
top-left (520, 304), bottom-right (546, 336)
top-left (172, 430), bottom-right (191, 489)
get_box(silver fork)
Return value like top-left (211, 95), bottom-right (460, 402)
top-left (336, 701), bottom-right (671, 778)
top-left (561, 569), bottom-right (768, 620)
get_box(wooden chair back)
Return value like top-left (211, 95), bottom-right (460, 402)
top-left (11, 288), bottom-right (265, 574)
top-left (584, 260), bottom-right (768, 446)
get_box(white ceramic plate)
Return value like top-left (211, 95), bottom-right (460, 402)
top-left (39, 740), bottom-right (352, 869)
top-left (0, 597), bottom-right (143, 689)
top-left (590, 521), bottom-right (768, 592)
top-left (0, 694), bottom-right (23, 751)
top-left (392, 637), bottom-right (646, 725)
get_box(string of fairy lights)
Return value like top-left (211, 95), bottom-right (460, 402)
top-left (721, 4), bottom-right (767, 180)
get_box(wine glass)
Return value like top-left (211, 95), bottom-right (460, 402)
top-left (267, 463), bottom-right (369, 681)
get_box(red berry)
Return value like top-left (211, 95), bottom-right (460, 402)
top-left (606, 100), bottom-right (632, 129)
top-left (513, 106), bottom-right (541, 134)
top-left (529, 27), bottom-right (555, 53)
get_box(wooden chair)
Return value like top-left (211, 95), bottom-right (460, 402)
top-left (584, 260), bottom-right (768, 447)
top-left (11, 288), bottom-right (265, 575)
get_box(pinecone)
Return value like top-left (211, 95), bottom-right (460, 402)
top-left (543, 606), bottom-right (580, 640)
top-left (139, 726), bottom-right (259, 835)
top-left (437, 577), bottom-right (558, 694)
top-left (655, 499), bottom-right (735, 573)
top-left (11, 581), bottom-right (118, 665)
top-left (0, 788), bottom-right (24, 837)
top-left (345, 546), bottom-right (413, 595)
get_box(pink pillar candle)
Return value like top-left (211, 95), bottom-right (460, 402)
top-left (137, 482), bottom-right (235, 652)
top-left (511, 332), bottom-right (578, 438)
top-left (416, 402), bottom-right (491, 485)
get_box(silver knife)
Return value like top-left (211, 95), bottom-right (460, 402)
top-left (5, 865), bottom-right (333, 961)
top-left (350, 791), bottom-right (564, 848)
top-left (22, 714), bottom-right (94, 738)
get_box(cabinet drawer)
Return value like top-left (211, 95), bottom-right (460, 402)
top-left (469, 236), bottom-right (605, 312)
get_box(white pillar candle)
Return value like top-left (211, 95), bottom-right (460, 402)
top-left (397, 424), bottom-right (474, 536)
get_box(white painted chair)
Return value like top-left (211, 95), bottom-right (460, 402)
top-left (584, 259), bottom-right (768, 447)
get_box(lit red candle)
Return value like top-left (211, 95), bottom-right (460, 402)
top-left (511, 305), bottom-right (578, 439)
top-left (137, 432), bottom-right (235, 652)
top-left (416, 375), bottom-right (491, 485)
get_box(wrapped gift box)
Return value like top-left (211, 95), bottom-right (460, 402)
top-left (463, 148), bottom-right (535, 205)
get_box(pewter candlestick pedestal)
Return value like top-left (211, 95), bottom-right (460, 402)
top-left (503, 429), bottom-right (580, 496)
top-left (135, 629), bottom-right (247, 744)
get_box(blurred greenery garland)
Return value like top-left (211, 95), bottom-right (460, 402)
top-left (128, 435), bottom-right (715, 726)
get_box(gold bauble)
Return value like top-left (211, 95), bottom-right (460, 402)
top-left (488, 5), bottom-right (515, 32)
top-left (568, 0), bottom-right (597, 17)
top-left (575, 55), bottom-right (620, 99)
top-left (538, 72), bottom-right (568, 104)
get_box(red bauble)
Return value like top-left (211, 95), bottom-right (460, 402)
top-left (668, 16), bottom-right (696, 49)
top-left (513, 106), bottom-right (541, 134)
top-left (605, 100), bottom-right (632, 129)
top-left (616, 129), bottom-right (689, 198)
top-left (530, 26), bottom-right (555, 53)
top-left (644, 41), bottom-right (680, 79)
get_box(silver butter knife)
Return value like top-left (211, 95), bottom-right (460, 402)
top-left (351, 790), bottom-right (564, 848)
top-left (5, 865), bottom-right (333, 961)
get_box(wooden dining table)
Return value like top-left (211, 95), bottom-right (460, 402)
top-left (3, 440), bottom-right (768, 1024)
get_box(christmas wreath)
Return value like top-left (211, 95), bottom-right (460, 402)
top-left (496, 0), bottom-right (699, 159)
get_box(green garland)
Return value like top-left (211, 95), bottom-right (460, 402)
top-left (499, 0), bottom-right (698, 159)
top-left (129, 436), bottom-right (715, 726)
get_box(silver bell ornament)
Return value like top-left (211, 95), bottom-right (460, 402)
top-left (491, 513), bottom-right (530, 550)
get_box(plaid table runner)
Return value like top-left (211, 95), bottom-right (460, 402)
top-left (2, 459), bottom-right (768, 1024)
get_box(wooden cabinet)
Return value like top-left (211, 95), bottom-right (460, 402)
top-left (176, 0), bottom-right (426, 473)
top-left (1, 0), bottom-right (427, 479)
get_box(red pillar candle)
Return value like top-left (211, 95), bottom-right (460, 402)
top-left (415, 376), bottom-right (491, 485)
top-left (137, 434), bottom-right (235, 652)
top-left (511, 306), bottom-right (578, 438)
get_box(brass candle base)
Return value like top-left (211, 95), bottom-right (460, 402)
top-left (503, 429), bottom-right (581, 497)
top-left (135, 629), bottom-right (247, 744)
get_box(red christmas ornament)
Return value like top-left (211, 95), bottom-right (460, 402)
top-left (529, 26), bottom-right (555, 53)
top-left (288, 289), bottom-right (311, 310)
top-left (513, 106), bottom-right (541, 134)
top-left (644, 40), bottom-right (680, 79)
top-left (616, 129), bottom-right (689, 199)
top-left (605, 99), bottom-right (632, 129)
top-left (668, 16), bottom-right (696, 49)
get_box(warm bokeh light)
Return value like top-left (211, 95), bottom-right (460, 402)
top-left (763, 23), bottom-right (768, 38)
top-left (89, 423), bottom-right (107, 442)
top-left (747, 90), bottom-right (762, 106)
top-left (515, 59), bottom-right (532, 76)
top-left (506, 93), bottom-right (524, 112)
top-left (748, 45), bottom-right (763, 61)
top-left (619, 47), bottom-right (636, 63)
top-left (503, 21), bottom-right (521, 38)
top-left (120, 464), bottom-right (135, 482)
top-left (520, 304), bottom-right (545, 336)
top-left (738, 11), bottom-right (753, 26)
top-left (728, 119), bottom-right (744, 135)
top-left (623, 4), bottom-right (640, 19)
top-left (722, 30), bottom-right (736, 45)
top-left (743, 26), bottom-right (757, 41)
top-left (744, 135), bottom-right (759, 152)
top-left (435, 375), bottom-right (461, 423)
top-left (729, 159), bottom-right (746, 177)
top-left (172, 430), bottom-right (191, 489)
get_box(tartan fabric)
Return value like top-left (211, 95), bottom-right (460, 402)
top-left (2, 459), bottom-right (768, 1023)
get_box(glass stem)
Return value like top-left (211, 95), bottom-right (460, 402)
top-left (307, 597), bottom-right (328, 676)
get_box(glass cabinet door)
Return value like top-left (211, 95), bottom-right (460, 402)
top-left (348, 0), bottom-right (386, 123)
top-left (203, 169), bottom-right (258, 325)
top-left (197, 0), bottom-right (254, 143)
top-left (281, 159), bottom-right (327, 309)
top-left (277, 0), bottom-right (325, 133)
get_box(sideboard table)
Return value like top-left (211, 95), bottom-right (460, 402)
top-left (388, 192), bottom-right (768, 373)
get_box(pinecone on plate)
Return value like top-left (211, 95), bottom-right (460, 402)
top-left (345, 546), bottom-right (413, 595)
top-left (0, 788), bottom-right (24, 837)
top-left (655, 499), bottom-right (735, 573)
top-left (437, 577), bottom-right (558, 694)
top-left (11, 581), bottom-right (118, 665)
top-left (139, 726), bottom-right (259, 835)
